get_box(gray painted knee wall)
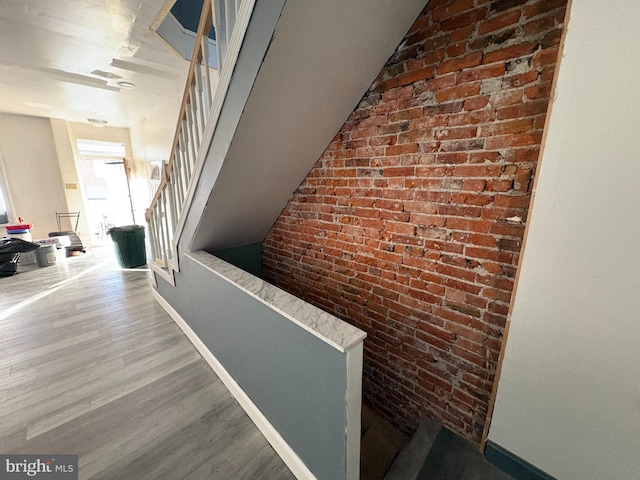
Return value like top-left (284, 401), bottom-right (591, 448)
top-left (154, 250), bottom-right (365, 480)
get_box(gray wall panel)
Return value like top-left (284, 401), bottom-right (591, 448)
top-left (156, 255), bottom-right (348, 480)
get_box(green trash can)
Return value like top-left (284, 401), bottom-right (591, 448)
top-left (109, 225), bottom-right (146, 268)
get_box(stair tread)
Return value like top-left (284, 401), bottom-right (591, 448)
top-left (383, 417), bottom-right (442, 480)
top-left (417, 428), bottom-right (513, 480)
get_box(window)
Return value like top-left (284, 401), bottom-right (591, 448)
top-left (76, 139), bottom-right (126, 158)
top-left (0, 154), bottom-right (14, 225)
top-left (75, 139), bottom-right (134, 242)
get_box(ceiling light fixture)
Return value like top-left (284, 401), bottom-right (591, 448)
top-left (87, 118), bottom-right (108, 127)
top-left (117, 81), bottom-right (135, 88)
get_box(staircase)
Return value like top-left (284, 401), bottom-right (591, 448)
top-left (383, 418), bottom-right (513, 480)
top-left (145, 1), bottom-right (429, 479)
top-left (384, 418), bottom-right (442, 480)
top-left (146, 0), bottom-right (254, 284)
top-left (145, 0), bottom-right (429, 280)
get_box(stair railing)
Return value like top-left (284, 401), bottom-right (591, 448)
top-left (146, 0), bottom-right (246, 278)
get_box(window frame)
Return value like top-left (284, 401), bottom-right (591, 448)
top-left (0, 153), bottom-right (15, 226)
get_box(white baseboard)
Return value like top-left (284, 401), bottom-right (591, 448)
top-left (152, 289), bottom-right (316, 480)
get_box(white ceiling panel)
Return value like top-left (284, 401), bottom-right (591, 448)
top-left (0, 0), bottom-right (188, 127)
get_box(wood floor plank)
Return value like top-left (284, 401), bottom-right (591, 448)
top-left (89, 385), bottom-right (249, 480)
top-left (24, 350), bottom-right (203, 440)
top-left (0, 248), bottom-right (295, 480)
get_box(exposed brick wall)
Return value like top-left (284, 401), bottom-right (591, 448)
top-left (262, 0), bottom-right (567, 443)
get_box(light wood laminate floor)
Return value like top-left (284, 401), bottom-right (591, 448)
top-left (0, 248), bottom-right (295, 480)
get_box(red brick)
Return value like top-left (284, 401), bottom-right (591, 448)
top-left (460, 179), bottom-right (486, 192)
top-left (537, 65), bottom-right (554, 83)
top-left (422, 48), bottom-right (447, 67)
top-left (532, 47), bottom-right (560, 68)
top-left (463, 96), bottom-right (491, 111)
top-left (479, 118), bottom-right (534, 136)
top-left (433, 0), bottom-right (475, 21)
top-left (437, 52), bottom-right (483, 75)
top-left (452, 192), bottom-right (493, 206)
top-left (435, 83), bottom-right (482, 102)
top-left (439, 8), bottom-right (489, 31)
top-left (262, 0), bottom-right (567, 446)
top-left (524, 83), bottom-right (552, 100)
top-left (485, 179), bottom-right (513, 192)
top-left (485, 132), bottom-right (542, 149)
top-left (382, 85), bottom-right (414, 102)
top-left (446, 42), bottom-right (468, 58)
top-left (452, 164), bottom-right (503, 177)
top-left (522, 16), bottom-right (555, 38)
top-left (502, 70), bottom-right (539, 88)
top-left (505, 146), bottom-right (540, 163)
top-left (496, 100), bottom-right (549, 120)
top-left (493, 194), bottom-right (530, 208)
top-left (445, 217), bottom-right (492, 233)
top-left (449, 109), bottom-right (494, 126)
top-left (397, 66), bottom-right (436, 87)
top-left (439, 204), bottom-right (482, 218)
top-left (434, 126), bottom-right (478, 140)
top-left (491, 0), bottom-right (528, 13)
top-left (465, 246), bottom-right (514, 263)
top-left (386, 143), bottom-right (419, 156)
top-left (431, 152), bottom-right (465, 165)
top-left (514, 167), bottom-right (532, 191)
top-left (450, 26), bottom-right (474, 44)
top-left (533, 114), bottom-right (547, 129)
top-left (524, 0), bottom-right (567, 19)
top-left (389, 108), bottom-right (423, 123)
top-left (490, 90), bottom-right (523, 108)
top-left (483, 42), bottom-right (537, 64)
top-left (457, 64), bottom-right (505, 84)
top-left (490, 221), bottom-right (525, 237)
top-left (478, 10), bottom-right (522, 34)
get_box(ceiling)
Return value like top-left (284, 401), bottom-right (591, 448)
top-left (0, 0), bottom-right (189, 128)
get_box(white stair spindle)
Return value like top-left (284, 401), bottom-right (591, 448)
top-left (176, 145), bottom-right (188, 200)
top-left (181, 120), bottom-right (193, 177)
top-left (174, 153), bottom-right (185, 209)
top-left (168, 178), bottom-right (179, 243)
top-left (186, 112), bottom-right (197, 171)
top-left (201, 36), bottom-right (213, 110)
top-left (194, 65), bottom-right (207, 134)
top-left (161, 191), bottom-right (173, 261)
top-left (213, 0), bottom-right (226, 67)
top-left (148, 211), bottom-right (158, 263)
top-left (189, 88), bottom-right (201, 148)
top-left (156, 199), bottom-right (168, 268)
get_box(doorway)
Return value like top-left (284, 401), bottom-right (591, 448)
top-left (76, 140), bottom-right (135, 245)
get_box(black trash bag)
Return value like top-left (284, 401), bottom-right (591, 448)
top-left (0, 252), bottom-right (20, 277)
top-left (0, 236), bottom-right (40, 253)
top-left (0, 237), bottom-right (40, 277)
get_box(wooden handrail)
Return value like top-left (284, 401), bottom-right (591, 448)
top-left (146, 0), bottom-right (213, 221)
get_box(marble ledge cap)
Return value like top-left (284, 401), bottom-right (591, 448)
top-left (186, 250), bottom-right (367, 353)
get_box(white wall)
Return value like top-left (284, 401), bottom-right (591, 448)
top-left (0, 113), bottom-right (69, 239)
top-left (128, 97), bottom-right (181, 213)
top-left (128, 68), bottom-right (219, 215)
top-left (49, 119), bottom-right (93, 246)
top-left (0, 106), bottom-right (185, 244)
top-left (487, 1), bottom-right (640, 479)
